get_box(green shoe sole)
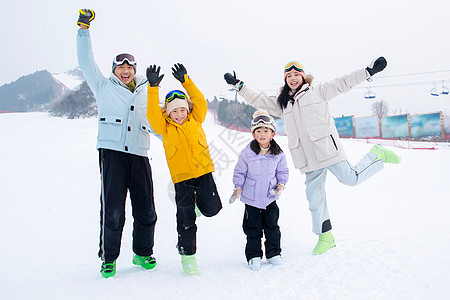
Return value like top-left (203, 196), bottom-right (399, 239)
top-left (312, 240), bottom-right (336, 255)
top-left (100, 261), bottom-right (116, 278)
top-left (133, 255), bottom-right (157, 270)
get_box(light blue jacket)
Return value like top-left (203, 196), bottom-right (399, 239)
top-left (77, 29), bottom-right (154, 157)
top-left (233, 143), bottom-right (289, 209)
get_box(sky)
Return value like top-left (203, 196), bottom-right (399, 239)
top-left (2, 0), bottom-right (450, 116)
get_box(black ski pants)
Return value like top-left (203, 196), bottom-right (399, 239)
top-left (174, 172), bottom-right (222, 255)
top-left (98, 149), bottom-right (157, 262)
top-left (243, 201), bottom-right (281, 261)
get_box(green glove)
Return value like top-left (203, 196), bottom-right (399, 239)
top-left (77, 9), bottom-right (95, 28)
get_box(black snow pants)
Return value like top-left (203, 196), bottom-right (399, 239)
top-left (174, 172), bottom-right (222, 255)
top-left (98, 148), bottom-right (157, 262)
top-left (243, 201), bottom-right (281, 261)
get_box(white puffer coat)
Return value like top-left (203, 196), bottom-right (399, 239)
top-left (238, 68), bottom-right (369, 173)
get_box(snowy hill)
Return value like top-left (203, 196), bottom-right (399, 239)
top-left (52, 67), bottom-right (84, 91)
top-left (1, 112), bottom-right (450, 299)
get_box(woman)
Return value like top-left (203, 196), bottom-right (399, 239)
top-left (224, 57), bottom-right (400, 255)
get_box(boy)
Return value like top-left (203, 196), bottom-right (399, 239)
top-left (146, 63), bottom-right (222, 274)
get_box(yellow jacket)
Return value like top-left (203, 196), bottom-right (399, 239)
top-left (146, 77), bottom-right (215, 183)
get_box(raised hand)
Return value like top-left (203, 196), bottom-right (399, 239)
top-left (172, 63), bottom-right (187, 83)
top-left (366, 57), bottom-right (387, 76)
top-left (146, 65), bottom-right (164, 87)
top-left (77, 9), bottom-right (95, 28)
top-left (224, 71), bottom-right (240, 85)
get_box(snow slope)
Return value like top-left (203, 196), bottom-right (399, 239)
top-left (1, 112), bottom-right (449, 300)
top-left (52, 70), bottom-right (83, 90)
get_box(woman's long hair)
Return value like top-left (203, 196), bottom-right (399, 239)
top-left (276, 74), bottom-right (314, 109)
top-left (277, 84), bottom-right (297, 109)
top-left (250, 138), bottom-right (283, 156)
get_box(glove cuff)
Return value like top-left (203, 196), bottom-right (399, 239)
top-left (230, 81), bottom-right (244, 91)
top-left (77, 21), bottom-right (90, 28)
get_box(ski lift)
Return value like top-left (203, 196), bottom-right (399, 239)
top-left (441, 81), bottom-right (449, 95)
top-left (364, 87), bottom-right (376, 99)
top-left (430, 83), bottom-right (439, 96)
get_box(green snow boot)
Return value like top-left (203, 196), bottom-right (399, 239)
top-left (370, 145), bottom-right (401, 164)
top-left (312, 231), bottom-right (336, 255)
top-left (100, 260), bottom-right (116, 278)
top-left (132, 255), bottom-right (157, 270)
top-left (181, 255), bottom-right (198, 275)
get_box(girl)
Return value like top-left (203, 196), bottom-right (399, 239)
top-left (225, 58), bottom-right (401, 255)
top-left (232, 110), bottom-right (289, 271)
top-left (146, 63), bottom-right (222, 274)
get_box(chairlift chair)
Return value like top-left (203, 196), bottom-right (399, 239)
top-left (364, 87), bottom-right (376, 99)
top-left (441, 81), bottom-right (449, 95)
top-left (430, 83), bottom-right (439, 96)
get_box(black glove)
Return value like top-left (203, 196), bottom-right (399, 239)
top-left (172, 63), bottom-right (187, 83)
top-left (77, 9), bottom-right (95, 28)
top-left (146, 65), bottom-right (164, 87)
top-left (224, 71), bottom-right (240, 85)
top-left (366, 57), bottom-right (387, 76)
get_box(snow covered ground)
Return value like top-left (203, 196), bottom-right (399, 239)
top-left (1, 112), bottom-right (449, 300)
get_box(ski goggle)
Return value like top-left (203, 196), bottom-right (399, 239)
top-left (113, 53), bottom-right (136, 66)
top-left (284, 61), bottom-right (304, 73)
top-left (165, 90), bottom-right (187, 103)
top-left (251, 115), bottom-right (274, 126)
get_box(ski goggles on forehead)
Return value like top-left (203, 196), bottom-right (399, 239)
top-left (251, 115), bottom-right (273, 126)
top-left (165, 90), bottom-right (186, 103)
top-left (113, 53), bottom-right (136, 65)
top-left (284, 61), bottom-right (304, 72)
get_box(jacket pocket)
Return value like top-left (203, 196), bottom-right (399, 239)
top-left (242, 178), bottom-right (257, 200)
top-left (139, 123), bottom-right (150, 149)
top-left (98, 115), bottom-right (123, 142)
top-left (198, 138), bottom-right (208, 149)
top-left (288, 139), bottom-right (307, 169)
top-left (311, 134), bottom-right (338, 161)
top-left (166, 145), bottom-right (177, 160)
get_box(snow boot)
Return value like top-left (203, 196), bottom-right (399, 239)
top-left (248, 257), bottom-right (262, 271)
top-left (132, 255), bottom-right (157, 270)
top-left (267, 255), bottom-right (283, 265)
top-left (100, 260), bottom-right (116, 278)
top-left (370, 145), bottom-right (401, 164)
top-left (312, 231), bottom-right (336, 255)
top-left (181, 255), bottom-right (198, 274)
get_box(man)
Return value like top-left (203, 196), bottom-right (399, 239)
top-left (76, 9), bottom-right (157, 278)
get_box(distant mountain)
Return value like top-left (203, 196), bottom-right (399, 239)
top-left (0, 68), bottom-right (91, 116)
top-left (51, 80), bottom-right (97, 119)
top-left (52, 67), bottom-right (84, 90)
top-left (0, 70), bottom-right (67, 112)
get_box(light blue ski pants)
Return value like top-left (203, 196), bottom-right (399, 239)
top-left (304, 152), bottom-right (383, 235)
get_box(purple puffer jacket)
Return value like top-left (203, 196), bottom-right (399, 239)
top-left (233, 143), bottom-right (289, 209)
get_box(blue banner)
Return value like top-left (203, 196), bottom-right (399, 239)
top-left (334, 116), bottom-right (354, 137)
top-left (355, 116), bottom-right (379, 138)
top-left (444, 115), bottom-right (450, 135)
top-left (410, 113), bottom-right (441, 138)
top-left (381, 115), bottom-right (408, 138)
